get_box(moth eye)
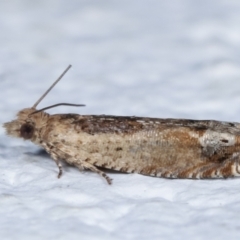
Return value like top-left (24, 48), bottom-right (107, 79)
top-left (20, 123), bottom-right (34, 139)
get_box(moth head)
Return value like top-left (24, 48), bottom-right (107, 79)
top-left (3, 65), bottom-right (72, 140)
top-left (3, 65), bottom-right (85, 141)
top-left (3, 108), bottom-right (44, 140)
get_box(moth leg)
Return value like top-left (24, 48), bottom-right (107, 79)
top-left (49, 151), bottom-right (63, 178)
top-left (75, 162), bottom-right (112, 185)
top-left (44, 143), bottom-right (112, 184)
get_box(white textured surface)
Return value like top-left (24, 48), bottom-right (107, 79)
top-left (1, 1), bottom-right (240, 239)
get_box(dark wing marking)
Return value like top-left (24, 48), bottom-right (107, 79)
top-left (54, 114), bottom-right (240, 135)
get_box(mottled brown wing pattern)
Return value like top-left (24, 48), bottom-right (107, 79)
top-left (39, 114), bottom-right (240, 183)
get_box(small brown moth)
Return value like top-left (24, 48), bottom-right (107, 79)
top-left (4, 65), bottom-right (240, 184)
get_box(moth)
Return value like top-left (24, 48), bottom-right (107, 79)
top-left (4, 65), bottom-right (240, 184)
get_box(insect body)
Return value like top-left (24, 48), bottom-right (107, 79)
top-left (4, 66), bottom-right (240, 184)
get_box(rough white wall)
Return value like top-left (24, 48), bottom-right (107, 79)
top-left (1, 1), bottom-right (240, 239)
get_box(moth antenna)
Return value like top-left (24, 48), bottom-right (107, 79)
top-left (32, 65), bottom-right (72, 109)
top-left (30, 103), bottom-right (85, 115)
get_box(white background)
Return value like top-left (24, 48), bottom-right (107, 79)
top-left (1, 1), bottom-right (240, 239)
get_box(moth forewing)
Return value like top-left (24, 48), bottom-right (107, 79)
top-left (4, 66), bottom-right (240, 185)
top-left (48, 115), bottom-right (240, 179)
